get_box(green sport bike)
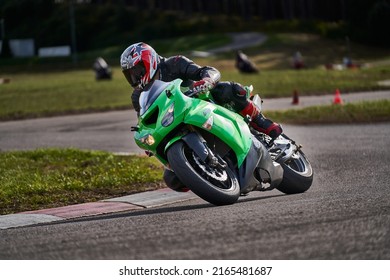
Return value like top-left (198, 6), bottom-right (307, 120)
top-left (132, 79), bottom-right (313, 206)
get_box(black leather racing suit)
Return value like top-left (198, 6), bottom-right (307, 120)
top-left (131, 55), bottom-right (250, 114)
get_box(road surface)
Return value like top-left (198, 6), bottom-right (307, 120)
top-left (0, 123), bottom-right (389, 259)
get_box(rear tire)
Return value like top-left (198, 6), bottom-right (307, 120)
top-left (167, 141), bottom-right (240, 205)
top-left (276, 150), bottom-right (313, 194)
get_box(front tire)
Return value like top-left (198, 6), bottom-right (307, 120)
top-left (167, 141), bottom-right (240, 205)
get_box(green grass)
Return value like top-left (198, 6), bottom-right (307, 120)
top-left (0, 69), bottom-right (131, 120)
top-left (0, 149), bottom-right (164, 215)
top-left (221, 67), bottom-right (390, 97)
top-left (266, 99), bottom-right (390, 124)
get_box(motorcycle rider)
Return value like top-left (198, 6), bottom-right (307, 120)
top-left (120, 42), bottom-right (282, 191)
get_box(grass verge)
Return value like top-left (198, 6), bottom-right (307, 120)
top-left (266, 99), bottom-right (390, 124)
top-left (0, 149), bottom-right (164, 215)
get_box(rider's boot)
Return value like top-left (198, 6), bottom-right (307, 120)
top-left (240, 101), bottom-right (283, 139)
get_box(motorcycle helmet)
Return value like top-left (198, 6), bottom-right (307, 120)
top-left (120, 42), bottom-right (160, 88)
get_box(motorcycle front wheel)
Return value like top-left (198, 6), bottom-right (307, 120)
top-left (167, 141), bottom-right (240, 206)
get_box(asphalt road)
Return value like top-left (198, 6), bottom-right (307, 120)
top-left (0, 123), bottom-right (389, 259)
top-left (0, 109), bottom-right (142, 154)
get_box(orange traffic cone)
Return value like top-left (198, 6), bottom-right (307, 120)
top-left (292, 90), bottom-right (299, 105)
top-left (333, 89), bottom-right (343, 105)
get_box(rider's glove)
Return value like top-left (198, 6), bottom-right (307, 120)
top-left (191, 78), bottom-right (214, 95)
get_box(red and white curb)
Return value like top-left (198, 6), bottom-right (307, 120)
top-left (0, 188), bottom-right (197, 230)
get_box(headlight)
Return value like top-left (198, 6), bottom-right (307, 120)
top-left (161, 102), bottom-right (174, 127)
top-left (139, 134), bottom-right (155, 146)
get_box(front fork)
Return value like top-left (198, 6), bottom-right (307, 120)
top-left (181, 132), bottom-right (227, 169)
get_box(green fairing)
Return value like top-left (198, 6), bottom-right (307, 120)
top-left (183, 101), bottom-right (252, 166)
top-left (134, 79), bottom-right (252, 167)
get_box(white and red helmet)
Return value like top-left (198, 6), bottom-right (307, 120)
top-left (120, 42), bottom-right (160, 88)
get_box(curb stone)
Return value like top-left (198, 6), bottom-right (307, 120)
top-left (0, 188), bottom-right (197, 230)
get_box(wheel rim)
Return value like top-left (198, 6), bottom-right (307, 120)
top-left (267, 136), bottom-right (312, 176)
top-left (183, 146), bottom-right (233, 190)
top-left (284, 152), bottom-right (311, 175)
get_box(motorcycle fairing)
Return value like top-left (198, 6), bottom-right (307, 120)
top-left (182, 97), bottom-right (252, 167)
top-left (238, 135), bottom-right (284, 192)
top-left (135, 79), bottom-right (252, 168)
top-left (252, 136), bottom-right (284, 190)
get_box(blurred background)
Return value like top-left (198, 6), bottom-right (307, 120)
top-left (1, 0), bottom-right (389, 66)
top-left (0, 0), bottom-right (389, 120)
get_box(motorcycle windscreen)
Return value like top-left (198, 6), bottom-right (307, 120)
top-left (139, 80), bottom-right (170, 115)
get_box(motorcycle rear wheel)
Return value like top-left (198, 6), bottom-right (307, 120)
top-left (167, 141), bottom-right (240, 206)
top-left (277, 150), bottom-right (313, 194)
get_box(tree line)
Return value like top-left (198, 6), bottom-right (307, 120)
top-left (0, 0), bottom-right (389, 56)
top-left (122, 0), bottom-right (349, 21)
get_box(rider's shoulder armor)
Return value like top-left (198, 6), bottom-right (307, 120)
top-left (161, 55), bottom-right (220, 87)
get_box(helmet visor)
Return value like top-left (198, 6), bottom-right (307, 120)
top-left (123, 62), bottom-right (146, 88)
